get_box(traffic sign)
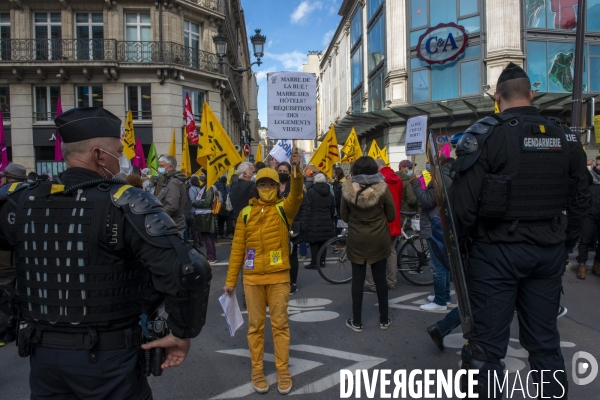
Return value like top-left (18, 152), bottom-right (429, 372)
top-left (243, 144), bottom-right (250, 157)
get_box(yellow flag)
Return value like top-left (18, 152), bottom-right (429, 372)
top-left (340, 128), bottom-right (363, 164)
top-left (256, 144), bottom-right (263, 162)
top-left (226, 167), bottom-right (235, 185)
top-left (367, 140), bottom-right (380, 159)
top-left (122, 110), bottom-right (136, 160)
top-left (494, 101), bottom-right (500, 113)
top-left (168, 128), bottom-right (177, 158)
top-left (309, 125), bottom-right (340, 179)
top-left (198, 102), bottom-right (244, 189)
top-left (380, 146), bottom-right (390, 166)
top-left (181, 131), bottom-right (192, 177)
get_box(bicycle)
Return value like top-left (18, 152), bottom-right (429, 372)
top-left (316, 212), bottom-right (432, 285)
top-left (396, 211), bottom-right (433, 286)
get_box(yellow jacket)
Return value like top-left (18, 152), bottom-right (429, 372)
top-left (225, 170), bottom-right (303, 286)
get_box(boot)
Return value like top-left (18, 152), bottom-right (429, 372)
top-left (577, 264), bottom-right (586, 279)
top-left (593, 261), bottom-right (600, 277)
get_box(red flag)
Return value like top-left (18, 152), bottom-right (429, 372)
top-left (0, 110), bottom-right (7, 172)
top-left (184, 93), bottom-right (198, 144)
top-left (54, 97), bottom-right (63, 162)
top-left (132, 138), bottom-right (146, 170)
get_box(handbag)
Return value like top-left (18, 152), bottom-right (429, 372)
top-left (211, 188), bottom-right (223, 214)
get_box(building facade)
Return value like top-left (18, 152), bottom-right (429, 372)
top-left (0, 0), bottom-right (259, 176)
top-left (319, 0), bottom-right (600, 166)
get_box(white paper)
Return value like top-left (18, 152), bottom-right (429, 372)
top-left (219, 291), bottom-right (244, 337)
top-left (406, 115), bottom-right (428, 155)
top-left (268, 139), bottom-right (293, 163)
top-left (267, 72), bottom-right (317, 140)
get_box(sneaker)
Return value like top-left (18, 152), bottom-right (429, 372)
top-left (227, 234), bottom-right (234, 239)
top-left (380, 318), bottom-right (392, 330)
top-left (346, 318), bottom-right (363, 332)
top-left (290, 283), bottom-right (298, 295)
top-left (420, 302), bottom-right (448, 311)
top-left (557, 305), bottom-right (568, 319)
top-left (304, 262), bottom-right (316, 269)
top-left (277, 369), bottom-right (293, 394)
top-left (427, 295), bottom-right (451, 305)
top-left (251, 371), bottom-right (269, 394)
top-left (209, 259), bottom-right (218, 265)
top-left (298, 255), bottom-right (307, 261)
top-left (364, 286), bottom-right (376, 295)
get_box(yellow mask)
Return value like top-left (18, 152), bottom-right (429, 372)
top-left (258, 188), bottom-right (278, 203)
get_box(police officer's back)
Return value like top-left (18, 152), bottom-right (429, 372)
top-left (450, 63), bottom-right (589, 399)
top-left (0, 107), bottom-right (211, 399)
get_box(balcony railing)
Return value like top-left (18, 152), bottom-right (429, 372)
top-left (182, 0), bottom-right (224, 13)
top-left (0, 39), bottom-right (222, 75)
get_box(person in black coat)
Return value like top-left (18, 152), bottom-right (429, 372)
top-left (300, 173), bottom-right (336, 269)
top-left (215, 175), bottom-right (232, 238)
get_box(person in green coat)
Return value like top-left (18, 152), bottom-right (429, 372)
top-left (190, 174), bottom-right (217, 264)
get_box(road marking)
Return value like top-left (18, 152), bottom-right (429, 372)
top-left (212, 345), bottom-right (387, 398)
top-left (288, 345), bottom-right (387, 395)
top-left (386, 291), bottom-right (457, 313)
top-left (212, 349), bottom-right (322, 399)
top-left (289, 311), bottom-right (339, 322)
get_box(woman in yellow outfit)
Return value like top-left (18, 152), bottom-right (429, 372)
top-left (223, 150), bottom-right (303, 395)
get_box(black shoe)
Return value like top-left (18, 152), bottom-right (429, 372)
top-left (557, 305), bottom-right (568, 319)
top-left (427, 325), bottom-right (445, 351)
top-left (346, 319), bottom-right (362, 332)
top-left (305, 265), bottom-right (317, 270)
top-left (290, 283), bottom-right (298, 295)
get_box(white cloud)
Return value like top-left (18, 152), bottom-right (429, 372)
top-left (322, 29), bottom-right (335, 46)
top-left (265, 51), bottom-right (306, 71)
top-left (290, 1), bottom-right (323, 25)
top-left (255, 67), bottom-right (277, 82)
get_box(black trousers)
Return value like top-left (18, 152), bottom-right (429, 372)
top-left (30, 346), bottom-right (152, 400)
top-left (217, 215), bottom-right (232, 237)
top-left (351, 259), bottom-right (388, 325)
top-left (576, 216), bottom-right (600, 264)
top-left (309, 242), bottom-right (327, 268)
top-left (289, 243), bottom-right (299, 285)
top-left (466, 241), bottom-right (567, 399)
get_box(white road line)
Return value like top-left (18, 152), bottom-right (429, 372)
top-left (212, 349), bottom-right (322, 399)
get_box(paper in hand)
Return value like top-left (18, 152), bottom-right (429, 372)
top-left (219, 291), bottom-right (244, 337)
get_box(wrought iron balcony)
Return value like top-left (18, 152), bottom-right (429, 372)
top-left (0, 39), bottom-right (222, 75)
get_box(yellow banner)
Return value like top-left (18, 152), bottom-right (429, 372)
top-left (340, 128), bottom-right (363, 164)
top-left (181, 131), bottom-right (192, 177)
top-left (595, 115), bottom-right (600, 145)
top-left (122, 110), bottom-right (136, 160)
top-left (380, 146), bottom-right (390, 166)
top-left (256, 144), bottom-right (263, 163)
top-left (494, 101), bottom-right (500, 114)
top-left (367, 140), bottom-right (380, 159)
top-left (309, 125), bottom-right (340, 179)
top-left (226, 167), bottom-right (236, 185)
top-left (198, 102), bottom-right (244, 188)
top-left (168, 128), bottom-right (177, 158)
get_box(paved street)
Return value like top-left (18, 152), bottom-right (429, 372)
top-left (1, 242), bottom-right (599, 399)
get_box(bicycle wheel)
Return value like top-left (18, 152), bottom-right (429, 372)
top-left (397, 236), bottom-right (433, 286)
top-left (316, 237), bottom-right (352, 284)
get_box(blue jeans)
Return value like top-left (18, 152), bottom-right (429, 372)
top-left (299, 242), bottom-right (308, 257)
top-left (435, 307), bottom-right (461, 336)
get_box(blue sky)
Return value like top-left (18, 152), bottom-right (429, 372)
top-left (243, 0), bottom-right (342, 126)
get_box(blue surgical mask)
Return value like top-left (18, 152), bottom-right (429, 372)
top-left (158, 167), bottom-right (166, 175)
top-left (407, 170), bottom-right (413, 177)
top-left (425, 164), bottom-right (430, 172)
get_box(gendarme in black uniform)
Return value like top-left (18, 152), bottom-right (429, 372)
top-left (0, 107), bottom-right (211, 399)
top-left (449, 64), bottom-right (589, 399)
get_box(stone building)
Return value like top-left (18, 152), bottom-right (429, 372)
top-left (0, 0), bottom-right (259, 176)
top-left (318, 0), bottom-right (600, 166)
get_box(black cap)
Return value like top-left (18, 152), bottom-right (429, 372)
top-left (497, 62), bottom-right (529, 85)
top-left (54, 107), bottom-right (121, 143)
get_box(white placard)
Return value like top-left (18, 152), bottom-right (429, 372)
top-left (269, 139), bottom-right (293, 163)
top-left (267, 72), bottom-right (317, 140)
top-left (406, 115), bottom-right (428, 155)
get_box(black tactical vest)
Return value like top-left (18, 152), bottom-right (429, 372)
top-left (478, 113), bottom-right (571, 221)
top-left (14, 182), bottom-right (151, 331)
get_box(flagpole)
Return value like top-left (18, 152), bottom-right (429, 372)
top-left (293, 140), bottom-right (296, 178)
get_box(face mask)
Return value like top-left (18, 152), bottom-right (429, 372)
top-left (158, 167), bottom-right (166, 175)
top-left (101, 149), bottom-right (129, 176)
top-left (278, 172), bottom-right (290, 182)
top-left (251, 174), bottom-right (257, 182)
top-left (199, 176), bottom-right (207, 186)
top-left (407, 170), bottom-right (413, 177)
top-left (143, 180), bottom-right (152, 191)
top-left (258, 188), bottom-right (278, 203)
top-left (588, 166), bottom-right (593, 172)
top-left (425, 164), bottom-right (430, 172)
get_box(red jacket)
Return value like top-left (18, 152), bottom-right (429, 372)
top-left (380, 166), bottom-right (403, 237)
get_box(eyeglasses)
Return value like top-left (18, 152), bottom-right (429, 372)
top-left (257, 182), bottom-right (278, 189)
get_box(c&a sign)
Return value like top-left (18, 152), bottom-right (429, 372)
top-left (416, 22), bottom-right (468, 65)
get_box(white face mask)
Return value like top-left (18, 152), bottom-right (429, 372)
top-left (101, 149), bottom-right (129, 178)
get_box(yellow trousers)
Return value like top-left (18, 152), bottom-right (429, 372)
top-left (243, 282), bottom-right (290, 372)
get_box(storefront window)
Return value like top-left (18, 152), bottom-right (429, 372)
top-left (591, 46), bottom-right (600, 92)
top-left (410, 0), bottom-right (480, 46)
top-left (351, 45), bottom-right (363, 90)
top-left (431, 0), bottom-right (457, 26)
top-left (411, 0), bottom-right (428, 28)
top-left (432, 62), bottom-right (458, 101)
top-left (412, 69), bottom-right (430, 102)
top-left (367, 16), bottom-right (385, 72)
top-left (460, 60), bottom-right (480, 95)
top-left (526, 0), bottom-right (600, 30)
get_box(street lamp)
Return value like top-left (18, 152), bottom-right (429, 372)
top-left (213, 28), bottom-right (267, 73)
